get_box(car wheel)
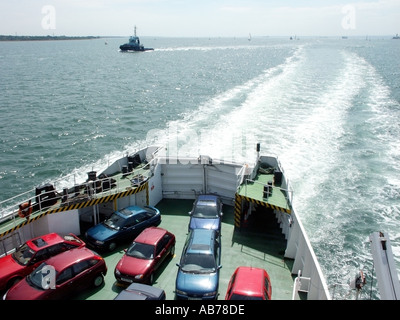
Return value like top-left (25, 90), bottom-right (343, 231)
top-left (170, 245), bottom-right (175, 257)
top-left (93, 274), bottom-right (104, 287)
top-left (108, 242), bottom-right (117, 251)
top-left (149, 273), bottom-right (154, 285)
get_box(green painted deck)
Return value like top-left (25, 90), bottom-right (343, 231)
top-left (238, 172), bottom-right (291, 214)
top-left (75, 198), bottom-right (295, 300)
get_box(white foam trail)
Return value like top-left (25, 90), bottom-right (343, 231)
top-left (134, 46), bottom-right (305, 163)
top-left (155, 44), bottom-right (283, 52)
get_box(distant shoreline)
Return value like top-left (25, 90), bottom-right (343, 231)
top-left (0, 35), bottom-right (101, 41)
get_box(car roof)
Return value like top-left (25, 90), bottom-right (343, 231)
top-left (115, 283), bottom-right (165, 300)
top-left (45, 247), bottom-right (99, 271)
top-left (196, 194), bottom-right (219, 204)
top-left (187, 229), bottom-right (216, 255)
top-left (231, 267), bottom-right (267, 296)
top-left (117, 206), bottom-right (145, 217)
top-left (27, 233), bottom-right (64, 250)
top-left (134, 227), bottom-right (170, 246)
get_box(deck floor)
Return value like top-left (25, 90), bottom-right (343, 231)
top-left (76, 198), bottom-right (295, 300)
top-left (237, 172), bottom-right (291, 213)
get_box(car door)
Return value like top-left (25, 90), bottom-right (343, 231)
top-left (28, 245), bottom-right (58, 271)
top-left (131, 212), bottom-right (149, 235)
top-left (54, 260), bottom-right (91, 299)
top-left (154, 235), bottom-right (170, 270)
top-left (53, 266), bottom-right (75, 299)
top-left (121, 213), bottom-right (146, 241)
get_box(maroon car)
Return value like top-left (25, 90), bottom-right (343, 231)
top-left (114, 227), bottom-right (175, 285)
top-left (3, 247), bottom-right (107, 300)
top-left (0, 233), bottom-right (85, 292)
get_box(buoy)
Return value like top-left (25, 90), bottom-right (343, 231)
top-left (18, 200), bottom-right (32, 218)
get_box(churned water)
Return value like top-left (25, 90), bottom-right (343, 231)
top-left (1, 36), bottom-right (399, 299)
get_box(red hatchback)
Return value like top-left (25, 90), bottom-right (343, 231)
top-left (225, 266), bottom-right (272, 300)
top-left (0, 233), bottom-right (85, 292)
top-left (3, 247), bottom-right (107, 300)
top-left (114, 227), bottom-right (175, 285)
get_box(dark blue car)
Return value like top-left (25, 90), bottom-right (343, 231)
top-left (175, 229), bottom-right (222, 300)
top-left (188, 195), bottom-right (223, 233)
top-left (85, 205), bottom-right (161, 251)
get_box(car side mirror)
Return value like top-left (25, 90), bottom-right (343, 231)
top-left (218, 265), bottom-right (222, 270)
top-left (176, 263), bottom-right (181, 268)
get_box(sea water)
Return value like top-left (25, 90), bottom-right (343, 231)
top-left (1, 36), bottom-right (399, 299)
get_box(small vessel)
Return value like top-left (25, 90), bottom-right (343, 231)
top-left (119, 26), bottom-right (154, 52)
top-left (393, 34), bottom-right (400, 39)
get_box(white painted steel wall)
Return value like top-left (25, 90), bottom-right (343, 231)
top-left (285, 205), bottom-right (331, 300)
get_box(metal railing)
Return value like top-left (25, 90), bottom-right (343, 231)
top-left (0, 164), bottom-right (153, 228)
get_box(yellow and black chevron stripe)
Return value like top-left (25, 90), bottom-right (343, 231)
top-left (233, 193), bottom-right (291, 228)
top-left (0, 182), bottom-right (149, 238)
top-left (234, 193), bottom-right (242, 227)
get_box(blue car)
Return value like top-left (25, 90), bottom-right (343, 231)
top-left (85, 205), bottom-right (161, 251)
top-left (175, 229), bottom-right (222, 300)
top-left (188, 195), bottom-right (223, 233)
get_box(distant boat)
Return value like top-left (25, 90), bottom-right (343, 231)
top-left (393, 34), bottom-right (400, 39)
top-left (248, 33), bottom-right (252, 41)
top-left (342, 36), bottom-right (348, 39)
top-left (119, 26), bottom-right (154, 52)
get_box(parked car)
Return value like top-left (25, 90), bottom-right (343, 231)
top-left (114, 283), bottom-right (166, 300)
top-left (225, 266), bottom-right (272, 300)
top-left (85, 205), bottom-right (161, 251)
top-left (0, 233), bottom-right (85, 292)
top-left (188, 194), bottom-right (223, 233)
top-left (3, 247), bottom-right (107, 300)
top-left (115, 226), bottom-right (175, 285)
top-left (175, 229), bottom-right (222, 300)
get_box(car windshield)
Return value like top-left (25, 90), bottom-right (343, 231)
top-left (27, 262), bottom-right (56, 290)
top-left (192, 204), bottom-right (218, 218)
top-left (12, 243), bottom-right (36, 266)
top-left (104, 212), bottom-right (126, 230)
top-left (126, 242), bottom-right (155, 259)
top-left (181, 253), bottom-right (216, 273)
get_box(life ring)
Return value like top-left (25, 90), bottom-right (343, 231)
top-left (18, 200), bottom-right (32, 218)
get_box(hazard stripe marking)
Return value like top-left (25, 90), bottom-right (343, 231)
top-left (1, 182), bottom-right (148, 238)
top-left (233, 193), bottom-right (291, 229)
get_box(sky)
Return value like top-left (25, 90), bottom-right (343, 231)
top-left (0, 0), bottom-right (399, 37)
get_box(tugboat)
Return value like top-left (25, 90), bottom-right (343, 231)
top-left (119, 26), bottom-right (154, 52)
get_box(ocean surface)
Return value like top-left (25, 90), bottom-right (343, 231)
top-left (1, 36), bottom-right (399, 299)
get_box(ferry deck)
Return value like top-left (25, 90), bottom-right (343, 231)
top-left (0, 152), bottom-right (307, 300)
top-left (74, 172), bottom-right (296, 300)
